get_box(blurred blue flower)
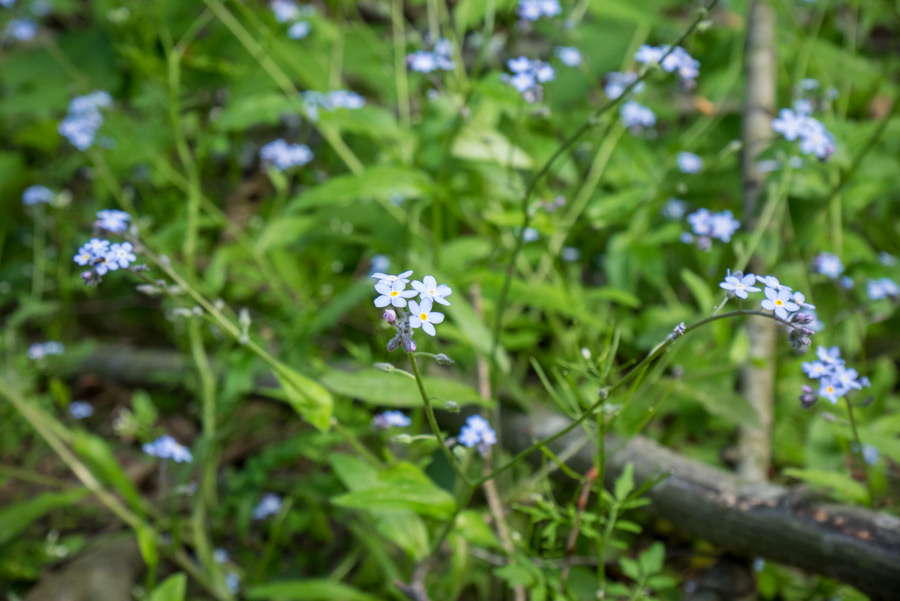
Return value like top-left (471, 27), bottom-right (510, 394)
top-left (252, 493), bottom-right (283, 519)
top-left (142, 434), bottom-right (193, 463)
top-left (260, 139), bottom-right (313, 171)
top-left (866, 278), bottom-right (899, 300)
top-left (604, 71), bottom-right (643, 100)
top-left (96, 209), bottom-right (131, 233)
top-left (28, 341), bottom-right (64, 360)
top-left (620, 100), bottom-right (655, 130)
top-left (555, 46), bottom-right (581, 67)
top-left (458, 415), bottom-right (497, 454)
top-left (69, 401), bottom-right (94, 419)
top-left (518, 0), bottom-right (561, 21)
top-left (22, 185), bottom-right (54, 206)
top-left (287, 20), bottom-right (310, 39)
top-left (4, 18), bottom-right (37, 41)
top-left (373, 410), bottom-right (411, 429)
top-left (676, 151), bottom-right (703, 174)
top-left (811, 252), bottom-right (843, 279)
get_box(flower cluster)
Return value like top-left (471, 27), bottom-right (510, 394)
top-left (771, 104), bottom-right (835, 160)
top-left (96, 209), bottom-right (130, 233)
top-left (604, 71), bottom-right (644, 100)
top-left (58, 91), bottom-right (112, 151)
top-left (252, 493), bottom-right (283, 519)
top-left (457, 415), bottom-right (497, 455)
top-left (620, 100), bottom-right (656, 131)
top-left (68, 401), bottom-right (94, 420)
top-left (677, 151), bottom-right (703, 174)
top-left (373, 410), bottom-right (412, 429)
top-left (142, 434), bottom-right (193, 463)
top-left (22, 185), bottom-right (54, 206)
top-left (302, 89), bottom-right (365, 121)
top-left (270, 0), bottom-right (312, 38)
top-left (28, 341), bottom-right (64, 360)
top-left (634, 45), bottom-right (700, 86)
top-left (811, 252), bottom-right (843, 279)
top-left (682, 208), bottom-right (740, 249)
top-left (517, 0), bottom-right (561, 21)
top-left (408, 38), bottom-right (455, 73)
top-left (555, 46), bottom-right (582, 67)
top-left (3, 18), bottom-right (37, 42)
top-left (74, 238), bottom-right (136, 279)
top-left (867, 278), bottom-right (899, 301)
top-left (505, 56), bottom-right (555, 102)
top-left (799, 346), bottom-right (869, 407)
top-left (259, 139), bottom-right (313, 171)
top-left (719, 272), bottom-right (818, 349)
top-left (373, 271), bottom-right (451, 348)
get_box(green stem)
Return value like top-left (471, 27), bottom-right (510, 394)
top-left (845, 398), bottom-right (875, 507)
top-left (477, 307), bottom-right (792, 486)
top-left (391, 0), bottom-right (411, 132)
top-left (490, 0), bottom-right (721, 363)
top-left (406, 352), bottom-right (471, 485)
top-left (31, 206), bottom-right (46, 302)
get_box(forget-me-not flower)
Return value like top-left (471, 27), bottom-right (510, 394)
top-left (867, 278), bottom-right (899, 300)
top-left (28, 341), bottom-right (64, 360)
top-left (142, 435), bottom-right (193, 463)
top-left (604, 71), bottom-right (643, 100)
top-left (22, 186), bottom-right (54, 206)
top-left (411, 275), bottom-right (452, 306)
top-left (374, 279), bottom-right (417, 308)
top-left (252, 493), bottom-right (283, 519)
top-left (408, 298), bottom-right (445, 336)
top-left (458, 415), bottom-right (497, 454)
top-left (555, 46), bottom-right (582, 67)
top-left (373, 410), bottom-right (412, 429)
top-left (812, 252), bottom-right (843, 279)
top-left (517, 0), bottom-right (561, 21)
top-left (761, 286), bottom-right (800, 320)
top-left (620, 100), bottom-right (655, 130)
top-left (260, 139), bottom-right (313, 171)
top-left (96, 209), bottom-right (131, 233)
top-left (677, 152), bottom-right (703, 174)
top-left (719, 273), bottom-right (760, 299)
top-left (69, 401), bottom-right (94, 419)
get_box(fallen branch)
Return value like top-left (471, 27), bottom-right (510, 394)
top-left (74, 347), bottom-right (900, 600)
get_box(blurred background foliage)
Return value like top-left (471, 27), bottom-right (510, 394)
top-left (1, 0), bottom-right (899, 599)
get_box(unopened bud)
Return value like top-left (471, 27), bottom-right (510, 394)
top-left (392, 434), bottom-right (413, 444)
top-left (386, 335), bottom-right (401, 352)
top-left (239, 308), bottom-right (251, 327)
top-left (792, 312), bottom-right (814, 324)
top-left (402, 338), bottom-right (416, 353)
top-left (597, 388), bottom-right (609, 401)
top-left (383, 309), bottom-right (397, 323)
top-left (192, 305), bottom-right (203, 316)
top-left (374, 362), bottom-right (395, 373)
top-left (434, 353), bottom-right (454, 366)
top-left (444, 400), bottom-right (460, 413)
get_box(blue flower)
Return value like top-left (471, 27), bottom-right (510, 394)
top-left (505, 56), bottom-right (554, 97)
top-left (662, 198), bottom-right (686, 220)
top-left (866, 278), bottom-right (899, 301)
top-left (74, 238), bottom-right (110, 267)
top-left (408, 39), bottom-right (454, 73)
top-left (561, 247), bottom-right (581, 262)
top-left (685, 209), bottom-right (740, 245)
top-left (635, 45), bottom-right (700, 84)
top-left (719, 273), bottom-right (760, 299)
top-left (287, 20), bottom-right (310, 39)
top-left (620, 100), bottom-right (656, 130)
top-left (676, 151), bottom-right (703, 174)
top-left (4, 18), bottom-right (37, 41)
top-left (59, 91), bottom-right (111, 150)
top-left (142, 435), bottom-right (193, 463)
top-left (772, 107), bottom-right (835, 160)
top-left (604, 71), bottom-right (643, 100)
top-left (22, 185), bottom-right (54, 206)
top-left (812, 252), bottom-right (843, 279)
top-left (225, 573), bottom-right (240, 594)
top-left (802, 361), bottom-right (828, 378)
top-left (761, 286), bottom-right (799, 320)
top-left (271, 0), bottom-right (299, 23)
top-left (818, 378), bottom-right (844, 404)
top-left (816, 345), bottom-right (843, 365)
top-left (213, 548), bottom-right (229, 564)
top-left (260, 139), bottom-right (313, 171)
top-left (107, 242), bottom-right (136, 270)
top-left (458, 415), bottom-right (497, 454)
top-left (96, 209), bottom-right (131, 233)
top-left (68, 401), bottom-right (94, 419)
top-left (862, 444), bottom-right (879, 466)
top-left (252, 493), bottom-right (283, 519)
top-left (517, 0), bottom-right (561, 21)
top-left (555, 46), bottom-right (582, 67)
top-left (372, 410), bottom-right (412, 429)
top-left (27, 341), bottom-right (64, 360)
top-left (374, 279), bottom-right (417, 308)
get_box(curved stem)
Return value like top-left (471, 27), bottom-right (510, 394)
top-left (477, 306), bottom-right (789, 485)
top-left (845, 398), bottom-right (875, 507)
top-left (406, 352), bottom-right (472, 486)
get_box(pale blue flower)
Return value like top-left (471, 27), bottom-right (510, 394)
top-left (555, 46), bottom-right (582, 67)
top-left (271, 0), bottom-right (299, 23)
top-left (561, 247), bottom-right (581, 262)
top-left (252, 493), bottom-right (282, 519)
top-left (877, 252), bottom-right (896, 266)
top-left (505, 57), bottom-right (553, 96)
top-left (412, 275), bottom-right (452, 306)
top-left (143, 435), bottom-right (193, 463)
top-left (802, 361), bottom-right (828, 378)
top-left (408, 298), bottom-right (444, 336)
top-left (816, 346), bottom-right (843, 365)
top-left (74, 238), bottom-right (109, 267)
top-left (772, 108), bottom-right (805, 141)
top-left (604, 71), bottom-right (643, 100)
top-left (96, 209), bottom-right (130, 233)
top-left (862, 444), bottom-right (879, 466)
top-left (374, 279), bottom-right (417, 308)
top-left (225, 573), bottom-right (240, 594)
top-left (371, 270), bottom-right (412, 285)
top-left (59, 91), bottom-right (111, 150)
top-left (287, 20), bottom-right (310, 39)
top-left (260, 139), bottom-right (313, 170)
top-left (818, 378), bottom-right (844, 404)
top-left (676, 151), bottom-right (703, 174)
top-left (761, 286), bottom-right (799, 320)
top-left (213, 548), bottom-right (229, 564)
top-left (620, 100), bottom-right (655, 129)
top-left (812, 252), bottom-right (843, 279)
top-left (458, 415), bottom-right (497, 454)
top-left (107, 242), bottom-right (136, 270)
top-left (373, 410), bottom-right (411, 429)
top-left (523, 227), bottom-right (539, 242)
top-left (719, 273), bottom-right (760, 299)
top-left (22, 185), bottom-right (54, 206)
top-left (28, 341), bottom-right (64, 360)
top-left (635, 45), bottom-right (699, 83)
top-left (5, 18), bottom-right (37, 41)
top-left (866, 278), bottom-right (899, 300)
top-left (68, 401), bottom-right (94, 419)
top-left (369, 254), bottom-right (390, 275)
top-left (517, 0), bottom-right (561, 21)
top-left (662, 198), bottom-right (686, 220)
top-left (793, 98), bottom-right (813, 115)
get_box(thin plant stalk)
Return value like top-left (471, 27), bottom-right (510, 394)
top-left (845, 397), bottom-right (875, 507)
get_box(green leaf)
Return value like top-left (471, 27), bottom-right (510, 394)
top-left (0, 488), bottom-right (88, 546)
top-left (136, 525), bottom-right (159, 575)
top-left (246, 580), bottom-right (385, 601)
top-left (319, 366), bottom-right (490, 408)
top-left (73, 431), bottom-right (145, 514)
top-left (270, 362), bottom-right (333, 431)
top-left (214, 94), bottom-right (306, 131)
top-left (680, 268), bottom-right (715, 312)
top-left (614, 463), bottom-right (635, 501)
top-left (286, 166), bottom-right (433, 211)
top-left (332, 462), bottom-right (456, 519)
top-left (452, 126), bottom-right (533, 169)
top-left (783, 468), bottom-right (869, 504)
top-left (147, 573), bottom-right (186, 601)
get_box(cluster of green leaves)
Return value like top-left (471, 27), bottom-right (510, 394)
top-left (1, 0), bottom-right (899, 599)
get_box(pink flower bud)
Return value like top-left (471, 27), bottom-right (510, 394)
top-left (383, 309), bottom-right (397, 323)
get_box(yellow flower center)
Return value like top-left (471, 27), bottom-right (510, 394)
top-left (775, 299), bottom-right (783, 306)
top-left (390, 291), bottom-right (399, 297)
top-left (420, 312), bottom-right (428, 321)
